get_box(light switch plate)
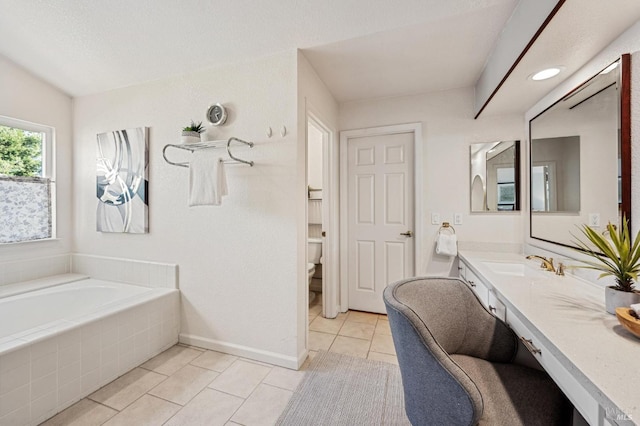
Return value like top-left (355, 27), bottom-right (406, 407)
top-left (589, 213), bottom-right (600, 227)
top-left (454, 213), bottom-right (462, 225)
top-left (431, 213), bottom-right (440, 225)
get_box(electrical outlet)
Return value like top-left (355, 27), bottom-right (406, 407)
top-left (454, 213), bottom-right (463, 225)
top-left (589, 213), bottom-right (600, 227)
top-left (431, 213), bottom-right (440, 225)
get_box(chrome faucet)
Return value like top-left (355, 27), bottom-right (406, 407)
top-left (526, 255), bottom-right (556, 273)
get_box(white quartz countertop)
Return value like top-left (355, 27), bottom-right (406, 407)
top-left (459, 250), bottom-right (639, 424)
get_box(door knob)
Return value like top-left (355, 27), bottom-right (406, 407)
top-left (400, 231), bottom-right (413, 237)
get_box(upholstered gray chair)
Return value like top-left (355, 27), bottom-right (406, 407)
top-left (383, 277), bottom-right (572, 426)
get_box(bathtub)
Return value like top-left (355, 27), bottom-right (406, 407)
top-left (0, 276), bottom-right (179, 426)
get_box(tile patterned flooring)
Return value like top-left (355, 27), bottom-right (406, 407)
top-left (42, 298), bottom-right (396, 425)
top-left (308, 297), bottom-right (397, 365)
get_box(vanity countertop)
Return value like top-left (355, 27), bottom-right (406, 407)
top-left (459, 250), bottom-right (639, 425)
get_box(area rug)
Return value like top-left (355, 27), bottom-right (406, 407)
top-left (276, 351), bottom-right (411, 425)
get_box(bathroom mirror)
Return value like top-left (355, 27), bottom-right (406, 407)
top-left (470, 140), bottom-right (520, 212)
top-left (529, 55), bottom-right (631, 248)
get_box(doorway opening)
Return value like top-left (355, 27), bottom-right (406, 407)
top-left (306, 111), bottom-right (338, 320)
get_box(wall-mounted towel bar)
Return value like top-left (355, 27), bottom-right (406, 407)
top-left (163, 137), bottom-right (254, 168)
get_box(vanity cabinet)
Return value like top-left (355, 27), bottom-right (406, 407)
top-left (458, 251), bottom-right (632, 426)
top-left (506, 309), bottom-right (600, 425)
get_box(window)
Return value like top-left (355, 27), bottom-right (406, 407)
top-left (496, 167), bottom-right (515, 211)
top-left (0, 116), bottom-right (55, 243)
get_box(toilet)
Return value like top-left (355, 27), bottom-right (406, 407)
top-left (308, 238), bottom-right (322, 275)
top-left (308, 238), bottom-right (322, 300)
top-left (307, 263), bottom-right (316, 284)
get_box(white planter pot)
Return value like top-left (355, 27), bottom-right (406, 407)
top-left (181, 131), bottom-right (201, 144)
top-left (605, 286), bottom-right (640, 314)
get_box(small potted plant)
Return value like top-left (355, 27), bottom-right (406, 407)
top-left (573, 217), bottom-right (640, 314)
top-left (181, 120), bottom-right (205, 144)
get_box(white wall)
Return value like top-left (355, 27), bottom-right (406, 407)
top-left (0, 54), bottom-right (73, 261)
top-left (307, 124), bottom-right (324, 189)
top-left (297, 51), bottom-right (339, 321)
top-left (73, 52), bottom-right (304, 368)
top-left (339, 87), bottom-right (524, 276)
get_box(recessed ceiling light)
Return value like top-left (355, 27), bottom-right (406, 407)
top-left (600, 62), bottom-right (619, 74)
top-left (530, 67), bottom-right (561, 81)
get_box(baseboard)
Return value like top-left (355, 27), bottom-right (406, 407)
top-left (179, 333), bottom-right (301, 370)
top-left (297, 349), bottom-right (309, 369)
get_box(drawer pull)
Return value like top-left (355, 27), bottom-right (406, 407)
top-left (468, 280), bottom-right (476, 287)
top-left (520, 337), bottom-right (542, 355)
top-left (489, 305), bottom-right (496, 313)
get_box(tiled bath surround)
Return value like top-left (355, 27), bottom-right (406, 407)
top-left (0, 254), bottom-right (70, 287)
top-left (0, 253), bottom-right (178, 290)
top-left (0, 254), bottom-right (180, 425)
top-left (71, 254), bottom-right (178, 289)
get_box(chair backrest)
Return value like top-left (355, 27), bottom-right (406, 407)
top-left (383, 277), bottom-right (517, 425)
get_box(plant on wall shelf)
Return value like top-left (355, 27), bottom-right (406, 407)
top-left (183, 120), bottom-right (205, 134)
top-left (573, 217), bottom-right (640, 314)
top-left (181, 120), bottom-right (205, 144)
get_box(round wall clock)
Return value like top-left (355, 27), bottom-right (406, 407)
top-left (206, 103), bottom-right (228, 126)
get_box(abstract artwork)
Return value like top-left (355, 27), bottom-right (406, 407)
top-left (96, 127), bottom-right (149, 233)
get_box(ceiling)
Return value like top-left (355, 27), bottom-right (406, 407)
top-left (1, 0), bottom-right (639, 116)
top-left (0, 0), bottom-right (516, 98)
top-left (301, 2), bottom-right (516, 103)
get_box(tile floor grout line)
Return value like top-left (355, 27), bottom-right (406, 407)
top-left (96, 390), bottom-right (158, 423)
top-left (260, 380), bottom-right (303, 393)
top-left (222, 380), bottom-right (268, 425)
top-left (204, 385), bottom-right (250, 400)
top-left (145, 364), bottom-right (221, 411)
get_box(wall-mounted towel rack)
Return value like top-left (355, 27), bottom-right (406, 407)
top-left (163, 137), bottom-right (254, 168)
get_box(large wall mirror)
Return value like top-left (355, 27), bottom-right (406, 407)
top-left (470, 140), bottom-right (521, 212)
top-left (529, 54), bottom-right (631, 248)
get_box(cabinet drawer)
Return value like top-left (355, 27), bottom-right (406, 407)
top-left (487, 290), bottom-right (506, 321)
top-left (506, 310), bottom-right (599, 425)
top-left (464, 268), bottom-right (489, 308)
top-left (458, 261), bottom-right (467, 280)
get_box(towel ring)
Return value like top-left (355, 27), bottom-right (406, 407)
top-left (439, 222), bottom-right (456, 234)
top-left (602, 223), bottom-right (617, 236)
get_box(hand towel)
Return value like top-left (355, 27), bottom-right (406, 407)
top-left (631, 303), bottom-right (640, 318)
top-left (189, 152), bottom-right (228, 206)
top-left (435, 233), bottom-right (457, 257)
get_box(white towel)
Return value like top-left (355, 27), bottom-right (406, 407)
top-left (631, 303), bottom-right (640, 318)
top-left (189, 152), bottom-right (228, 206)
top-left (435, 233), bottom-right (457, 257)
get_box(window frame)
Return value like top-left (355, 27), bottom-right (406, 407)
top-left (0, 115), bottom-right (56, 243)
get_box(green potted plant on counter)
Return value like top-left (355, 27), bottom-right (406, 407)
top-left (181, 120), bottom-right (205, 144)
top-left (573, 217), bottom-right (640, 314)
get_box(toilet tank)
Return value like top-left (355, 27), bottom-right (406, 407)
top-left (308, 238), bottom-right (322, 264)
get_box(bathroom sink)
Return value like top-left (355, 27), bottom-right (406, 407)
top-left (481, 261), bottom-right (547, 278)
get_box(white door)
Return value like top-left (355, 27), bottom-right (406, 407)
top-left (346, 131), bottom-right (415, 313)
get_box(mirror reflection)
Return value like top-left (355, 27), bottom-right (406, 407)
top-left (529, 57), bottom-right (628, 248)
top-left (531, 136), bottom-right (580, 213)
top-left (470, 140), bottom-right (520, 212)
